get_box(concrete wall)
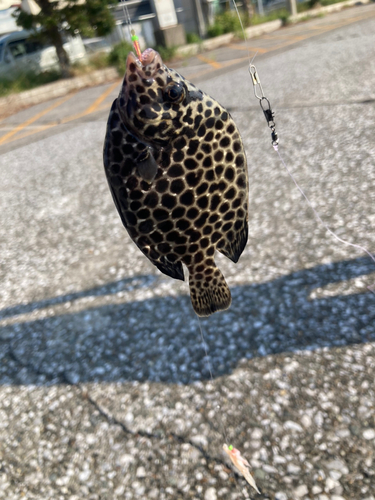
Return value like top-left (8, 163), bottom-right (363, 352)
top-left (173, 0), bottom-right (200, 35)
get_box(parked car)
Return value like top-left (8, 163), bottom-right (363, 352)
top-left (0, 30), bottom-right (87, 79)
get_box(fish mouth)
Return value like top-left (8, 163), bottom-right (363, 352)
top-left (126, 48), bottom-right (164, 79)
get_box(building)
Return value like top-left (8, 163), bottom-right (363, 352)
top-left (109, 0), bottom-right (217, 48)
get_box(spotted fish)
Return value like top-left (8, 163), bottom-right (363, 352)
top-left (103, 48), bottom-right (249, 316)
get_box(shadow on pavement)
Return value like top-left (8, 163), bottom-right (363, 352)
top-left (1, 256), bottom-right (374, 386)
top-left (0, 274), bottom-right (158, 320)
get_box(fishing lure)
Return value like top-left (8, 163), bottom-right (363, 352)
top-left (223, 444), bottom-right (260, 493)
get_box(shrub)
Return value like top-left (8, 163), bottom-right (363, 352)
top-left (0, 70), bottom-right (61, 97)
top-left (320, 0), bottom-right (343, 5)
top-left (108, 41), bottom-right (134, 75)
top-left (251, 9), bottom-right (290, 25)
top-left (71, 52), bottom-right (111, 76)
top-left (297, 1), bottom-right (311, 13)
top-left (154, 45), bottom-right (177, 62)
top-left (88, 52), bottom-right (110, 70)
top-left (207, 8), bottom-right (293, 35)
top-left (207, 11), bottom-right (248, 38)
top-left (279, 11), bottom-right (291, 25)
top-left (207, 23), bottom-right (225, 38)
top-left (186, 32), bottom-right (202, 44)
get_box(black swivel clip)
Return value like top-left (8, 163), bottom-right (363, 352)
top-left (260, 97), bottom-right (279, 148)
top-left (249, 64), bottom-right (279, 149)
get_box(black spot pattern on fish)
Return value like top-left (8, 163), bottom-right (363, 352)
top-left (103, 49), bottom-right (249, 316)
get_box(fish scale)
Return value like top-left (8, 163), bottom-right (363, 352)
top-left (103, 48), bottom-right (249, 316)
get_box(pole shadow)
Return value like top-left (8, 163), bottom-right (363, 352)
top-left (0, 257), bottom-right (374, 386)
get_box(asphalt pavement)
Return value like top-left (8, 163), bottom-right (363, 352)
top-left (1, 4), bottom-right (375, 499)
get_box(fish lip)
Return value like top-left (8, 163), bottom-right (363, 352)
top-left (140, 48), bottom-right (156, 66)
top-left (126, 51), bottom-right (143, 74)
top-left (126, 49), bottom-right (163, 79)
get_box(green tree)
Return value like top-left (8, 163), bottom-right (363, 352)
top-left (14, 0), bottom-right (115, 78)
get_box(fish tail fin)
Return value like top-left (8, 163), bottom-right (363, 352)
top-left (188, 262), bottom-right (231, 317)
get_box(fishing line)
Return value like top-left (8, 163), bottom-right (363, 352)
top-left (250, 62), bottom-right (375, 294)
top-left (121, 0), bottom-right (142, 59)
top-left (119, 4), bottom-right (243, 483)
top-left (192, 4), bottom-right (265, 493)
top-left (197, 317), bottom-right (229, 444)
top-left (274, 147), bottom-right (375, 283)
top-left (231, 0), bottom-right (375, 293)
top-left (197, 319), bottom-right (260, 494)
top-left (231, 0), bottom-right (252, 66)
top-left (120, 0), bottom-right (131, 43)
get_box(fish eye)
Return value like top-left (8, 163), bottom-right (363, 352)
top-left (164, 83), bottom-right (184, 103)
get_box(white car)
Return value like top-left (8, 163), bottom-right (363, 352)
top-left (0, 30), bottom-right (87, 79)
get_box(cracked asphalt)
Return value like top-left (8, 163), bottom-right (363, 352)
top-left (1, 5), bottom-right (375, 500)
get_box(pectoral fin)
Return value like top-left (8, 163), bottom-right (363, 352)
top-left (137, 149), bottom-right (158, 183)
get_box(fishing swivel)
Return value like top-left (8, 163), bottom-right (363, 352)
top-left (249, 64), bottom-right (279, 149)
top-left (260, 97), bottom-right (279, 149)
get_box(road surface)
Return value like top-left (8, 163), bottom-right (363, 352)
top-left (0, 4), bottom-right (375, 499)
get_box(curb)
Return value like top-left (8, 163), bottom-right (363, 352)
top-left (175, 0), bottom-right (372, 57)
top-left (0, 67), bottom-right (119, 118)
top-left (176, 20), bottom-right (283, 57)
top-left (290, 0), bottom-right (372, 21)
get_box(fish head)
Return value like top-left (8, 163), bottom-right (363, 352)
top-left (118, 48), bottom-right (202, 147)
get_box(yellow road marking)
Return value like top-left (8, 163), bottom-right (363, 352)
top-left (310, 24), bottom-right (341, 30)
top-left (188, 55), bottom-right (252, 79)
top-left (262, 36), bottom-right (316, 52)
top-left (308, 12), bottom-right (374, 29)
top-left (0, 93), bottom-right (74, 145)
top-left (2, 7), bottom-right (375, 146)
top-left (227, 44), bottom-right (268, 53)
top-left (221, 56), bottom-right (253, 67)
top-left (196, 54), bottom-right (222, 69)
top-left (5, 122), bottom-right (65, 143)
top-left (0, 80), bottom-right (120, 146)
top-left (289, 35), bottom-right (309, 41)
top-left (185, 67), bottom-right (220, 80)
top-left (84, 80), bottom-right (120, 114)
top-left (176, 8), bottom-right (370, 77)
top-left (59, 79), bottom-right (120, 123)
